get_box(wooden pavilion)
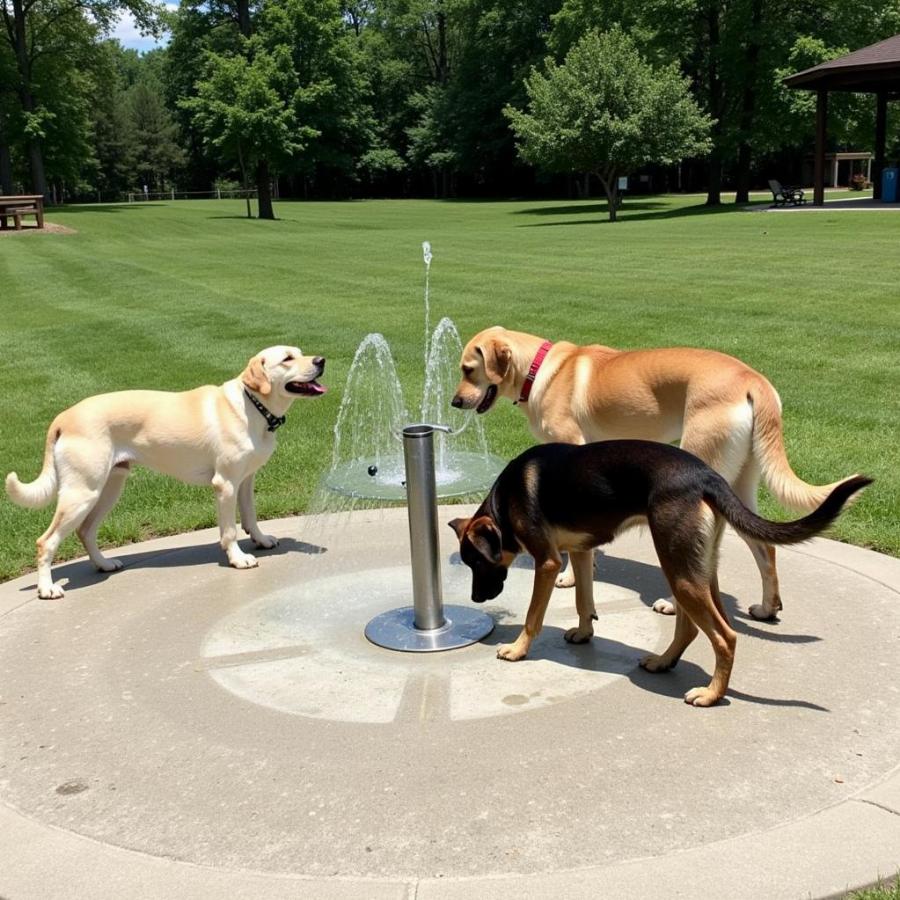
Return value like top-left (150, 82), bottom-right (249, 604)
top-left (784, 34), bottom-right (900, 205)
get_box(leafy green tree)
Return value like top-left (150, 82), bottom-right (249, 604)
top-left (505, 27), bottom-right (711, 221)
top-left (89, 42), bottom-right (138, 197)
top-left (351, 17), bottom-right (413, 192)
top-left (549, 0), bottom-right (900, 204)
top-left (129, 78), bottom-right (186, 191)
top-left (258, 0), bottom-right (371, 195)
top-left (0, 39), bottom-right (17, 193)
top-left (0, 0), bottom-right (162, 197)
top-left (176, 0), bottom-right (365, 214)
top-left (184, 44), bottom-right (306, 218)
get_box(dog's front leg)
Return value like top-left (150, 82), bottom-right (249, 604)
top-left (497, 557), bottom-right (560, 661)
top-left (564, 550), bottom-right (597, 644)
top-left (213, 473), bottom-right (258, 568)
top-left (238, 475), bottom-right (278, 549)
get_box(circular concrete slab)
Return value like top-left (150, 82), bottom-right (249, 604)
top-left (1, 506), bottom-right (899, 899)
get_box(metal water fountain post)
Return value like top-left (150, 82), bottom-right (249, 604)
top-left (364, 424), bottom-right (495, 652)
top-left (405, 423), bottom-right (450, 631)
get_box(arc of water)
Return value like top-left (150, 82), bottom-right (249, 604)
top-left (422, 241), bottom-right (432, 371)
top-left (422, 316), bottom-right (489, 473)
top-left (331, 333), bottom-right (409, 469)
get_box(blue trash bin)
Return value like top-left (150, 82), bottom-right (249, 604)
top-left (881, 167), bottom-right (898, 202)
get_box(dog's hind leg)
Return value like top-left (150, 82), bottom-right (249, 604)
top-left (545, 421), bottom-right (588, 590)
top-left (647, 503), bottom-right (736, 706)
top-left (675, 578), bottom-right (737, 707)
top-left (213, 472), bottom-right (258, 569)
top-left (35, 438), bottom-right (112, 599)
top-left (497, 556), bottom-right (561, 661)
top-left (77, 463), bottom-right (130, 573)
top-left (238, 474), bottom-right (278, 550)
top-left (640, 602), bottom-right (699, 672)
top-left (36, 486), bottom-right (104, 599)
top-left (660, 405), bottom-right (752, 617)
top-left (565, 550), bottom-right (597, 644)
top-left (732, 459), bottom-right (782, 621)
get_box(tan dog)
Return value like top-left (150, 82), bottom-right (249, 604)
top-left (6, 346), bottom-right (325, 599)
top-left (452, 326), bottom-right (853, 620)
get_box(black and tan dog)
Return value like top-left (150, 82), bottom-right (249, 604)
top-left (449, 440), bottom-right (870, 707)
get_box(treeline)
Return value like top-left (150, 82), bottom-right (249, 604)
top-left (2, 0), bottom-right (899, 206)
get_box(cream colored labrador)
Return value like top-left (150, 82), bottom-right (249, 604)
top-left (6, 346), bottom-right (325, 599)
top-left (452, 326), bottom-right (853, 620)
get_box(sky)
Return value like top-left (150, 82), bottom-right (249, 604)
top-left (108, 6), bottom-right (176, 53)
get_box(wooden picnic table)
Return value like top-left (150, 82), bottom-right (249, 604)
top-left (0, 194), bottom-right (45, 230)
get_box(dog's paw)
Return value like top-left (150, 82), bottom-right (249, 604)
top-left (555, 570), bottom-right (576, 589)
top-left (229, 552), bottom-right (259, 570)
top-left (38, 582), bottom-right (65, 600)
top-left (639, 653), bottom-right (673, 673)
top-left (564, 626), bottom-right (593, 644)
top-left (748, 602), bottom-right (780, 622)
top-left (252, 534), bottom-right (279, 550)
top-left (684, 686), bottom-right (721, 707)
top-left (96, 557), bottom-right (124, 573)
top-left (652, 598), bottom-right (676, 615)
top-left (496, 643), bottom-right (527, 662)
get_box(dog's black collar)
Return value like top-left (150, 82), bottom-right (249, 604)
top-left (244, 389), bottom-right (286, 432)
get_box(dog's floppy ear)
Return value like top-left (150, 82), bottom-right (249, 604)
top-left (477, 339), bottom-right (511, 384)
top-left (448, 517), bottom-right (470, 540)
top-left (468, 515), bottom-right (503, 564)
top-left (241, 354), bottom-right (271, 396)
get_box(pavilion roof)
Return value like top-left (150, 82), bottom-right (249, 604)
top-left (784, 34), bottom-right (900, 92)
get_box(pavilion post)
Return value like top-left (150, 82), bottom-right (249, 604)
top-left (874, 91), bottom-right (887, 200)
top-left (814, 90), bottom-right (827, 206)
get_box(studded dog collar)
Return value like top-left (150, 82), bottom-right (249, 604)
top-left (244, 389), bottom-right (286, 432)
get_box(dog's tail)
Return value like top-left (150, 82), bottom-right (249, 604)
top-left (703, 471), bottom-right (872, 546)
top-left (747, 377), bottom-right (856, 512)
top-left (6, 425), bottom-right (60, 509)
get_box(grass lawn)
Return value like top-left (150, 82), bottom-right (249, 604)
top-left (851, 879), bottom-right (900, 900)
top-left (0, 193), bottom-right (897, 581)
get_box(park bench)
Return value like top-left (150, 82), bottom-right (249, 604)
top-left (0, 195), bottom-right (45, 230)
top-left (768, 179), bottom-right (806, 207)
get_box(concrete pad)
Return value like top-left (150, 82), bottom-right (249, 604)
top-left (1, 507), bottom-right (899, 898)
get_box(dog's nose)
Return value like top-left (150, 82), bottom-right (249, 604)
top-left (450, 395), bottom-right (463, 408)
top-left (313, 357), bottom-right (325, 371)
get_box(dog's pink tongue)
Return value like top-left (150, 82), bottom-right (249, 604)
top-left (307, 382), bottom-right (327, 395)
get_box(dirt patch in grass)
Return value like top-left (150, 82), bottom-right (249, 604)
top-left (0, 222), bottom-right (77, 237)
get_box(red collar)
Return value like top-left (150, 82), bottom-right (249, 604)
top-left (516, 340), bottom-right (553, 404)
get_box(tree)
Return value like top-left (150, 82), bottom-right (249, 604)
top-left (177, 0), bottom-right (364, 215)
top-left (0, 0), bottom-right (161, 197)
top-left (0, 38), bottom-right (16, 193)
top-left (129, 78), bottom-right (185, 191)
top-left (549, 0), bottom-right (900, 204)
top-left (183, 44), bottom-right (306, 218)
top-left (505, 27), bottom-right (711, 221)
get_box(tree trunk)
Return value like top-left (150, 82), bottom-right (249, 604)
top-left (0, 115), bottom-right (13, 195)
top-left (11, 0), bottom-right (48, 199)
top-left (704, 1), bottom-right (723, 206)
top-left (235, 0), bottom-right (251, 37)
top-left (734, 144), bottom-right (752, 204)
top-left (706, 149), bottom-right (722, 206)
top-left (734, 0), bottom-right (762, 204)
top-left (256, 158), bottom-right (274, 219)
top-left (597, 172), bottom-right (618, 223)
top-left (436, 4), bottom-right (449, 84)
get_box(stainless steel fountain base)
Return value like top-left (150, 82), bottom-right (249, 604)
top-left (365, 604), bottom-right (494, 652)
top-left (362, 423), bottom-right (495, 653)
